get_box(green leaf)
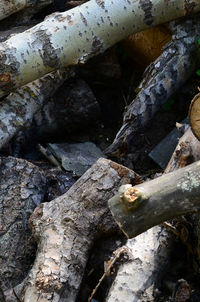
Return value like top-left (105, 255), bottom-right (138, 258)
top-left (163, 98), bottom-right (175, 111)
top-left (196, 69), bottom-right (200, 76)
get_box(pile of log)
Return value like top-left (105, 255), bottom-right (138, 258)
top-left (1, 1), bottom-right (200, 301)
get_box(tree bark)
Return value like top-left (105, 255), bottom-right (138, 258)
top-left (0, 0), bottom-right (53, 22)
top-left (0, 68), bottom-right (75, 150)
top-left (165, 127), bottom-right (200, 173)
top-left (106, 226), bottom-right (173, 302)
top-left (106, 15), bottom-right (200, 158)
top-left (0, 156), bottom-right (47, 299)
top-left (109, 160), bottom-right (200, 238)
top-left (0, 0), bottom-right (199, 97)
top-left (13, 158), bottom-right (141, 302)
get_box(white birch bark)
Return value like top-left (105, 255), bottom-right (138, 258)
top-left (0, 0), bottom-right (199, 97)
top-left (0, 0), bottom-right (53, 22)
top-left (106, 226), bottom-right (173, 302)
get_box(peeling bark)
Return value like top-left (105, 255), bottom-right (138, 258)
top-left (109, 160), bottom-right (200, 239)
top-left (0, 157), bottom-right (47, 298)
top-left (14, 158), bottom-right (141, 302)
top-left (106, 15), bottom-right (200, 158)
top-left (0, 68), bottom-right (75, 150)
top-left (0, 0), bottom-right (199, 97)
top-left (165, 127), bottom-right (200, 173)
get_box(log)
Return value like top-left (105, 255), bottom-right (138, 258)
top-left (14, 158), bottom-right (141, 302)
top-left (165, 127), bottom-right (200, 173)
top-left (0, 68), bottom-right (75, 150)
top-left (106, 226), bottom-right (173, 302)
top-left (0, 0), bottom-right (199, 97)
top-left (0, 0), bottom-right (53, 22)
top-left (0, 157), bottom-right (47, 298)
top-left (108, 160), bottom-right (200, 239)
top-left (189, 93), bottom-right (200, 141)
top-left (106, 15), bottom-right (200, 158)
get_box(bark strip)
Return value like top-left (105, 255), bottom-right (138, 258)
top-left (109, 160), bottom-right (200, 238)
top-left (0, 0), bottom-right (199, 97)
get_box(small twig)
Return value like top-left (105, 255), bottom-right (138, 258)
top-left (38, 144), bottom-right (62, 169)
top-left (162, 222), bottom-right (179, 237)
top-left (89, 246), bottom-right (130, 302)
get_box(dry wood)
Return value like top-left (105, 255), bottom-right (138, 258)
top-left (189, 93), bottom-right (200, 141)
top-left (14, 158), bottom-right (141, 302)
top-left (0, 68), bottom-right (75, 150)
top-left (165, 127), bottom-right (200, 173)
top-left (109, 160), bottom-right (200, 238)
top-left (0, 157), bottom-right (47, 298)
top-left (106, 15), bottom-right (200, 158)
top-left (0, 0), bottom-right (53, 22)
top-left (0, 0), bottom-right (199, 97)
top-left (106, 226), bottom-right (173, 302)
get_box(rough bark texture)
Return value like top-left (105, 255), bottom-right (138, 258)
top-left (0, 156), bottom-right (47, 298)
top-left (109, 160), bottom-right (200, 238)
top-left (13, 158), bottom-right (141, 302)
top-left (22, 77), bottom-right (101, 141)
top-left (165, 127), bottom-right (200, 173)
top-left (106, 226), bottom-right (173, 302)
top-left (0, 68), bottom-right (75, 150)
top-left (0, 0), bottom-right (199, 97)
top-left (0, 0), bottom-right (53, 22)
top-left (106, 15), bottom-right (200, 157)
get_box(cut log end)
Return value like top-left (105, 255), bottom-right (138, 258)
top-left (189, 93), bottom-right (200, 141)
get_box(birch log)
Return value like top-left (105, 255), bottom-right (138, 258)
top-left (0, 0), bottom-right (199, 97)
top-left (14, 158), bottom-right (141, 302)
top-left (106, 226), bottom-right (173, 302)
top-left (106, 15), bottom-right (200, 157)
top-left (0, 68), bottom-right (75, 150)
top-left (109, 160), bottom-right (200, 239)
top-left (0, 0), bottom-right (53, 22)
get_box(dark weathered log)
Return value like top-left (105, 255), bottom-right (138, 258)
top-left (106, 15), bottom-right (200, 158)
top-left (0, 68), bottom-right (75, 150)
top-left (0, 0), bottom-right (53, 22)
top-left (109, 161), bottom-right (200, 238)
top-left (0, 0), bottom-right (199, 97)
top-left (0, 157), bottom-right (47, 299)
top-left (14, 158), bottom-right (141, 302)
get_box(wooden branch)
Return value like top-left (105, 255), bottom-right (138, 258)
top-left (16, 158), bottom-right (141, 302)
top-left (106, 15), bottom-right (200, 157)
top-left (0, 68), bottom-right (75, 150)
top-left (106, 226), bottom-right (173, 302)
top-left (165, 127), bottom-right (200, 173)
top-left (0, 0), bottom-right (199, 97)
top-left (109, 160), bottom-right (200, 238)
